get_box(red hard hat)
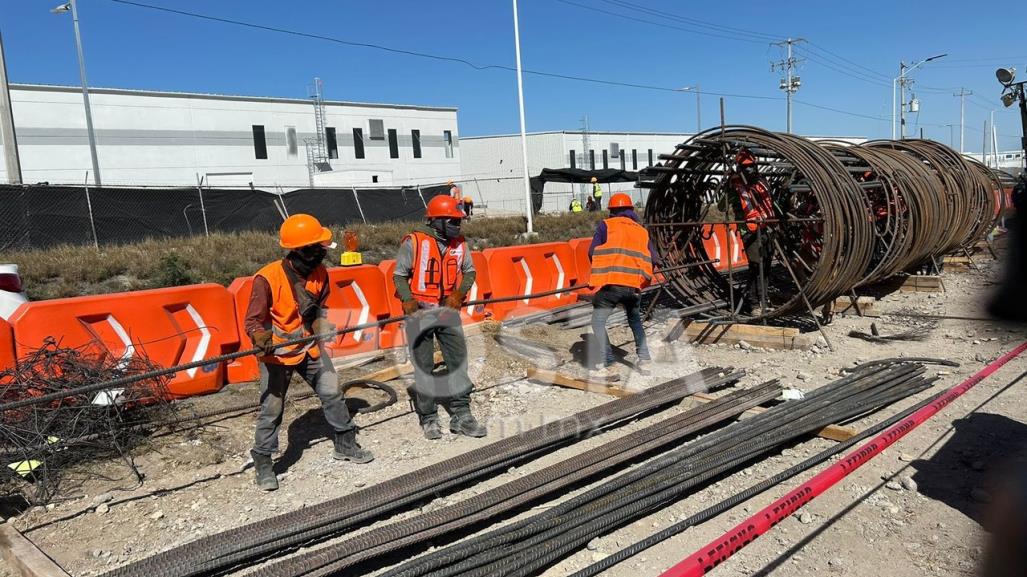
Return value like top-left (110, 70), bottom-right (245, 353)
top-left (608, 193), bottom-right (633, 209)
top-left (426, 195), bottom-right (465, 219)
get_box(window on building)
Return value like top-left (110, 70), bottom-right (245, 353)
top-left (602, 149), bottom-right (609, 170)
top-left (569, 149), bottom-right (576, 169)
top-left (369, 119), bottom-right (385, 140)
top-left (252, 125), bottom-right (267, 160)
top-left (411, 129), bottom-right (422, 159)
top-left (388, 129), bottom-right (399, 159)
top-left (352, 127), bottom-right (365, 159)
top-left (444, 130), bottom-right (454, 158)
top-left (632, 149), bottom-right (638, 170)
top-left (619, 150), bottom-right (625, 170)
top-left (648, 149), bottom-right (653, 167)
top-left (325, 127), bottom-right (338, 159)
top-left (372, 175), bottom-right (379, 183)
top-left (285, 126), bottom-right (297, 157)
top-left (589, 150), bottom-right (596, 170)
top-left (610, 142), bottom-right (620, 158)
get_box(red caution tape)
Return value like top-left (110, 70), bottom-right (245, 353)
top-left (661, 341), bottom-right (1027, 577)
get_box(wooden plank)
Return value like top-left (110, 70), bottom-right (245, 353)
top-left (679, 322), bottom-right (811, 350)
top-left (898, 275), bottom-right (944, 293)
top-left (0, 524), bottom-right (70, 577)
top-left (689, 392), bottom-right (858, 441)
top-left (832, 296), bottom-right (879, 317)
top-left (359, 351), bottom-right (444, 383)
top-left (525, 368), bottom-right (635, 397)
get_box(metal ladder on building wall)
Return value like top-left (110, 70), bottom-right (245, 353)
top-left (305, 77), bottom-right (332, 187)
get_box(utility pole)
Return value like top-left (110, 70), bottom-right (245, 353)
top-left (983, 119), bottom-right (989, 167)
top-left (896, 54), bottom-right (946, 140)
top-left (771, 38), bottom-right (804, 133)
top-left (511, 0), bottom-right (533, 235)
top-left (953, 87), bottom-right (972, 153)
top-left (52, 0), bottom-right (101, 186)
top-left (0, 31), bottom-right (22, 184)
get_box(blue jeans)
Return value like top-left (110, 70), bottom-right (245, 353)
top-left (590, 285), bottom-right (650, 368)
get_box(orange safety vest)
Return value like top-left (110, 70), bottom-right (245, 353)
top-left (254, 260), bottom-right (328, 366)
top-left (406, 231), bottom-right (467, 305)
top-left (733, 177), bottom-right (775, 233)
top-left (590, 217), bottom-right (654, 289)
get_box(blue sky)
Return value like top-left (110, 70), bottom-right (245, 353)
top-left (2, 0), bottom-right (1025, 150)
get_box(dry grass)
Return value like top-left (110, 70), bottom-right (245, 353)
top-left (8, 213), bottom-right (604, 300)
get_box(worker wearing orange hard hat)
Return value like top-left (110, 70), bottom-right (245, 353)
top-left (244, 214), bottom-right (373, 491)
top-left (728, 147), bottom-right (777, 314)
top-left (462, 195), bottom-right (474, 218)
top-left (588, 192), bottom-right (660, 377)
top-left (393, 194), bottom-right (486, 440)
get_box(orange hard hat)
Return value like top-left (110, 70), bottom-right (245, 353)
top-left (426, 195), bottom-right (465, 219)
top-left (279, 214), bottom-right (333, 249)
top-left (608, 193), bottom-right (633, 209)
top-left (463, 196), bottom-right (473, 203)
top-left (735, 148), bottom-right (757, 166)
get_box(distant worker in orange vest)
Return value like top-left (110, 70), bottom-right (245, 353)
top-left (462, 195), bottom-right (474, 218)
top-left (588, 193), bottom-right (660, 376)
top-left (245, 214), bottom-right (373, 491)
top-left (393, 195), bottom-right (487, 440)
top-left (728, 147), bottom-right (777, 313)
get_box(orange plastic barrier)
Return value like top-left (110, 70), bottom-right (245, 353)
top-left (700, 224), bottom-right (749, 271)
top-left (484, 242), bottom-right (582, 321)
top-left (0, 318), bottom-right (14, 376)
top-left (226, 265), bottom-right (396, 384)
top-left (567, 238), bottom-right (595, 296)
top-left (8, 284), bottom-right (238, 398)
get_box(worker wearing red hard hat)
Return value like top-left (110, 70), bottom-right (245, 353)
top-left (392, 194), bottom-right (486, 440)
top-left (587, 192), bottom-right (661, 377)
top-left (728, 147), bottom-right (777, 314)
top-left (244, 214), bottom-right (373, 491)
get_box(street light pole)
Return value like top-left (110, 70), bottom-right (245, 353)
top-left (511, 0), bottom-right (533, 234)
top-left (896, 53), bottom-right (947, 140)
top-left (678, 85), bottom-right (701, 133)
top-left (54, 0), bottom-right (101, 186)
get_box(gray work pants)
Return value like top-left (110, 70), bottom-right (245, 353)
top-left (405, 307), bottom-right (474, 419)
top-left (590, 284), bottom-right (650, 368)
top-left (252, 352), bottom-right (355, 456)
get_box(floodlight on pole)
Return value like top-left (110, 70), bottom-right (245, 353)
top-left (52, 0), bottom-right (101, 186)
top-left (995, 66), bottom-right (1027, 161)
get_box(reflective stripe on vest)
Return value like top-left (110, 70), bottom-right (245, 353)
top-left (255, 261), bottom-right (327, 365)
top-left (590, 217), bottom-right (654, 289)
top-left (734, 178), bottom-right (774, 233)
top-left (407, 231), bottom-right (466, 305)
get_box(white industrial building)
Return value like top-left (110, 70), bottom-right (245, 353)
top-left (459, 131), bottom-right (869, 214)
top-left (0, 83), bottom-right (461, 188)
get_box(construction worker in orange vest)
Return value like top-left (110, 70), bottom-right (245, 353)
top-left (393, 195), bottom-right (487, 440)
top-left (728, 147), bottom-right (777, 314)
top-left (588, 193), bottom-right (660, 376)
top-left (245, 214), bottom-right (373, 491)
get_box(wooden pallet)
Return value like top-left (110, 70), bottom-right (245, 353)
top-left (898, 275), bottom-right (944, 293)
top-left (831, 296), bottom-right (879, 317)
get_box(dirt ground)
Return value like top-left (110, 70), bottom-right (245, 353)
top-left (3, 249), bottom-right (1025, 577)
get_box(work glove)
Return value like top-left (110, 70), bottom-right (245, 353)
top-left (250, 330), bottom-right (275, 356)
top-left (311, 317), bottom-right (336, 343)
top-left (402, 300), bottom-right (420, 316)
top-left (444, 290), bottom-right (467, 310)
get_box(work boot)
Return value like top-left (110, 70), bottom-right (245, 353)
top-left (250, 450), bottom-right (278, 491)
top-left (420, 414), bottom-right (443, 440)
top-left (636, 359), bottom-right (653, 375)
top-left (450, 413), bottom-right (487, 438)
top-left (333, 430), bottom-right (374, 464)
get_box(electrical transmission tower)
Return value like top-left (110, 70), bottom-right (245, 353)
top-left (771, 38), bottom-right (805, 133)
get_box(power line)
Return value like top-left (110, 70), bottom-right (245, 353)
top-left (795, 47), bottom-right (893, 89)
top-left (596, 0), bottom-right (780, 42)
top-left (553, 0), bottom-right (769, 44)
top-left (802, 40), bottom-right (891, 81)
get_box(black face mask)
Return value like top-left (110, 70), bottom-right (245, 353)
top-left (289, 245), bottom-right (327, 276)
top-left (431, 218), bottom-right (462, 240)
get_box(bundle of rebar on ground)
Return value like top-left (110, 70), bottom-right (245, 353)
top-left (643, 127), bottom-right (1005, 320)
top-left (0, 339), bottom-right (175, 504)
top-left (102, 366), bottom-right (743, 577)
top-left (366, 359), bottom-right (937, 577)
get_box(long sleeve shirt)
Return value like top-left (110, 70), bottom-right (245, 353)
top-left (588, 209), bottom-right (662, 267)
top-left (243, 260), bottom-right (329, 336)
top-left (393, 227), bottom-right (476, 302)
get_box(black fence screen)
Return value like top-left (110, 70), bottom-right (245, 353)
top-left (0, 183), bottom-right (452, 251)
